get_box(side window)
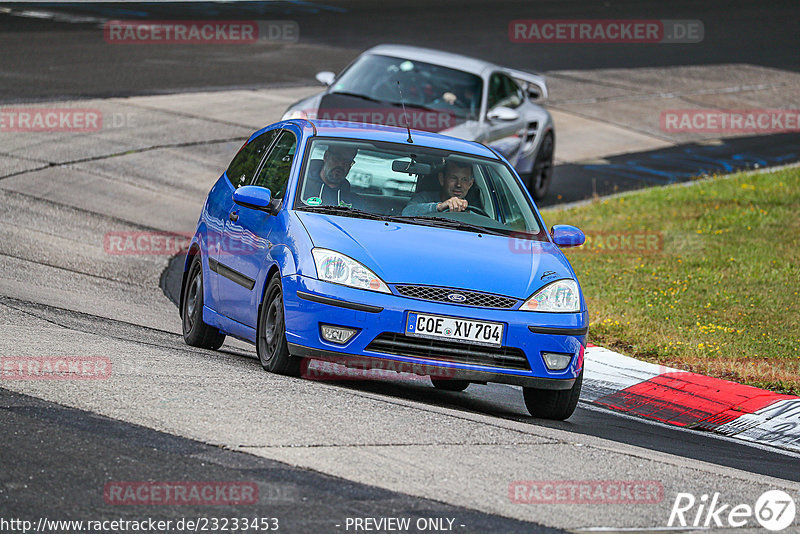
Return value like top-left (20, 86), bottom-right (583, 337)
top-left (253, 130), bottom-right (296, 198)
top-left (487, 73), bottom-right (523, 110)
top-left (486, 166), bottom-right (531, 231)
top-left (225, 130), bottom-right (278, 188)
top-left (487, 73), bottom-right (503, 110)
top-left (504, 76), bottom-right (524, 109)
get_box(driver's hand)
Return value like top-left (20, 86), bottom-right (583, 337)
top-left (442, 92), bottom-right (457, 105)
top-left (437, 197), bottom-right (468, 212)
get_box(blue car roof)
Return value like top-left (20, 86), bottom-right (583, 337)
top-left (290, 119), bottom-right (500, 160)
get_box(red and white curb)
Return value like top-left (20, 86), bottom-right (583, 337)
top-left (583, 344), bottom-right (800, 454)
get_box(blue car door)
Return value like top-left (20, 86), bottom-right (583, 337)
top-left (217, 129), bottom-right (298, 327)
top-left (208, 129), bottom-right (279, 311)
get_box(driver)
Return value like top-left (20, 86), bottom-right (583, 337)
top-left (402, 159), bottom-right (474, 216)
top-left (304, 145), bottom-right (364, 209)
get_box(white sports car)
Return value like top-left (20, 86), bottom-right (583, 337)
top-left (282, 44), bottom-right (556, 199)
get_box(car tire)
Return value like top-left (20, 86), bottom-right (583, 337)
top-left (430, 378), bottom-right (470, 392)
top-left (528, 131), bottom-right (554, 200)
top-left (257, 275), bottom-right (300, 376)
top-left (181, 255), bottom-right (226, 350)
top-left (522, 370), bottom-right (582, 420)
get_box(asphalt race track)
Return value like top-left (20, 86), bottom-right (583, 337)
top-left (2, 388), bottom-right (560, 533)
top-left (1, 1), bottom-right (800, 532)
top-left (1, 0), bottom-right (798, 101)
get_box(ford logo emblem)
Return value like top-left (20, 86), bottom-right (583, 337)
top-left (447, 293), bottom-right (467, 302)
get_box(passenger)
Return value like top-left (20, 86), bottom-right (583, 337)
top-left (304, 145), bottom-right (363, 208)
top-left (402, 159), bottom-right (474, 216)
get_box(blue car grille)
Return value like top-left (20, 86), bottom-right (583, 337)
top-left (366, 333), bottom-right (530, 371)
top-left (394, 285), bottom-right (517, 309)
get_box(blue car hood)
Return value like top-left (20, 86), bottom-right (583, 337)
top-left (295, 212), bottom-right (575, 300)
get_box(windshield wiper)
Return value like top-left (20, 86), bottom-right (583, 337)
top-left (298, 207), bottom-right (506, 235)
top-left (330, 91), bottom-right (444, 114)
top-left (328, 91), bottom-right (384, 104)
top-left (298, 204), bottom-right (388, 221)
top-left (393, 216), bottom-right (506, 236)
top-left (397, 102), bottom-right (443, 114)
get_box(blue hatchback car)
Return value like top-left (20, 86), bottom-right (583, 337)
top-left (181, 119), bottom-right (588, 419)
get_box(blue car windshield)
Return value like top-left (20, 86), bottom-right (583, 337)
top-left (329, 54), bottom-right (482, 121)
top-left (294, 137), bottom-right (546, 240)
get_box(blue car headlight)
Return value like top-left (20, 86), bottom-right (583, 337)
top-left (521, 279), bottom-right (580, 312)
top-left (312, 248), bottom-right (391, 294)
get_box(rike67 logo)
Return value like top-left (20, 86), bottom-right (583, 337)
top-left (668, 490), bottom-right (796, 531)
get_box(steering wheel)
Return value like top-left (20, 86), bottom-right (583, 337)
top-left (465, 205), bottom-right (490, 217)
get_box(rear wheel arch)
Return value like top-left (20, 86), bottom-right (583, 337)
top-left (181, 254), bottom-right (226, 350)
top-left (180, 244), bottom-right (202, 318)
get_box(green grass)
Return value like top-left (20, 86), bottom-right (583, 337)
top-left (546, 166), bottom-right (800, 394)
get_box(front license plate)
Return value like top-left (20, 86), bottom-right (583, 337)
top-left (405, 312), bottom-right (504, 347)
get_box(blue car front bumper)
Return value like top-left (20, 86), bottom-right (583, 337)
top-left (282, 275), bottom-right (587, 390)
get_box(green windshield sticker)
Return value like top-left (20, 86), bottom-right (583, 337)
top-left (306, 197), bottom-right (322, 205)
top-left (338, 201), bottom-right (353, 208)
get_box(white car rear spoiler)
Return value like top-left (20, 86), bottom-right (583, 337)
top-left (504, 68), bottom-right (548, 100)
